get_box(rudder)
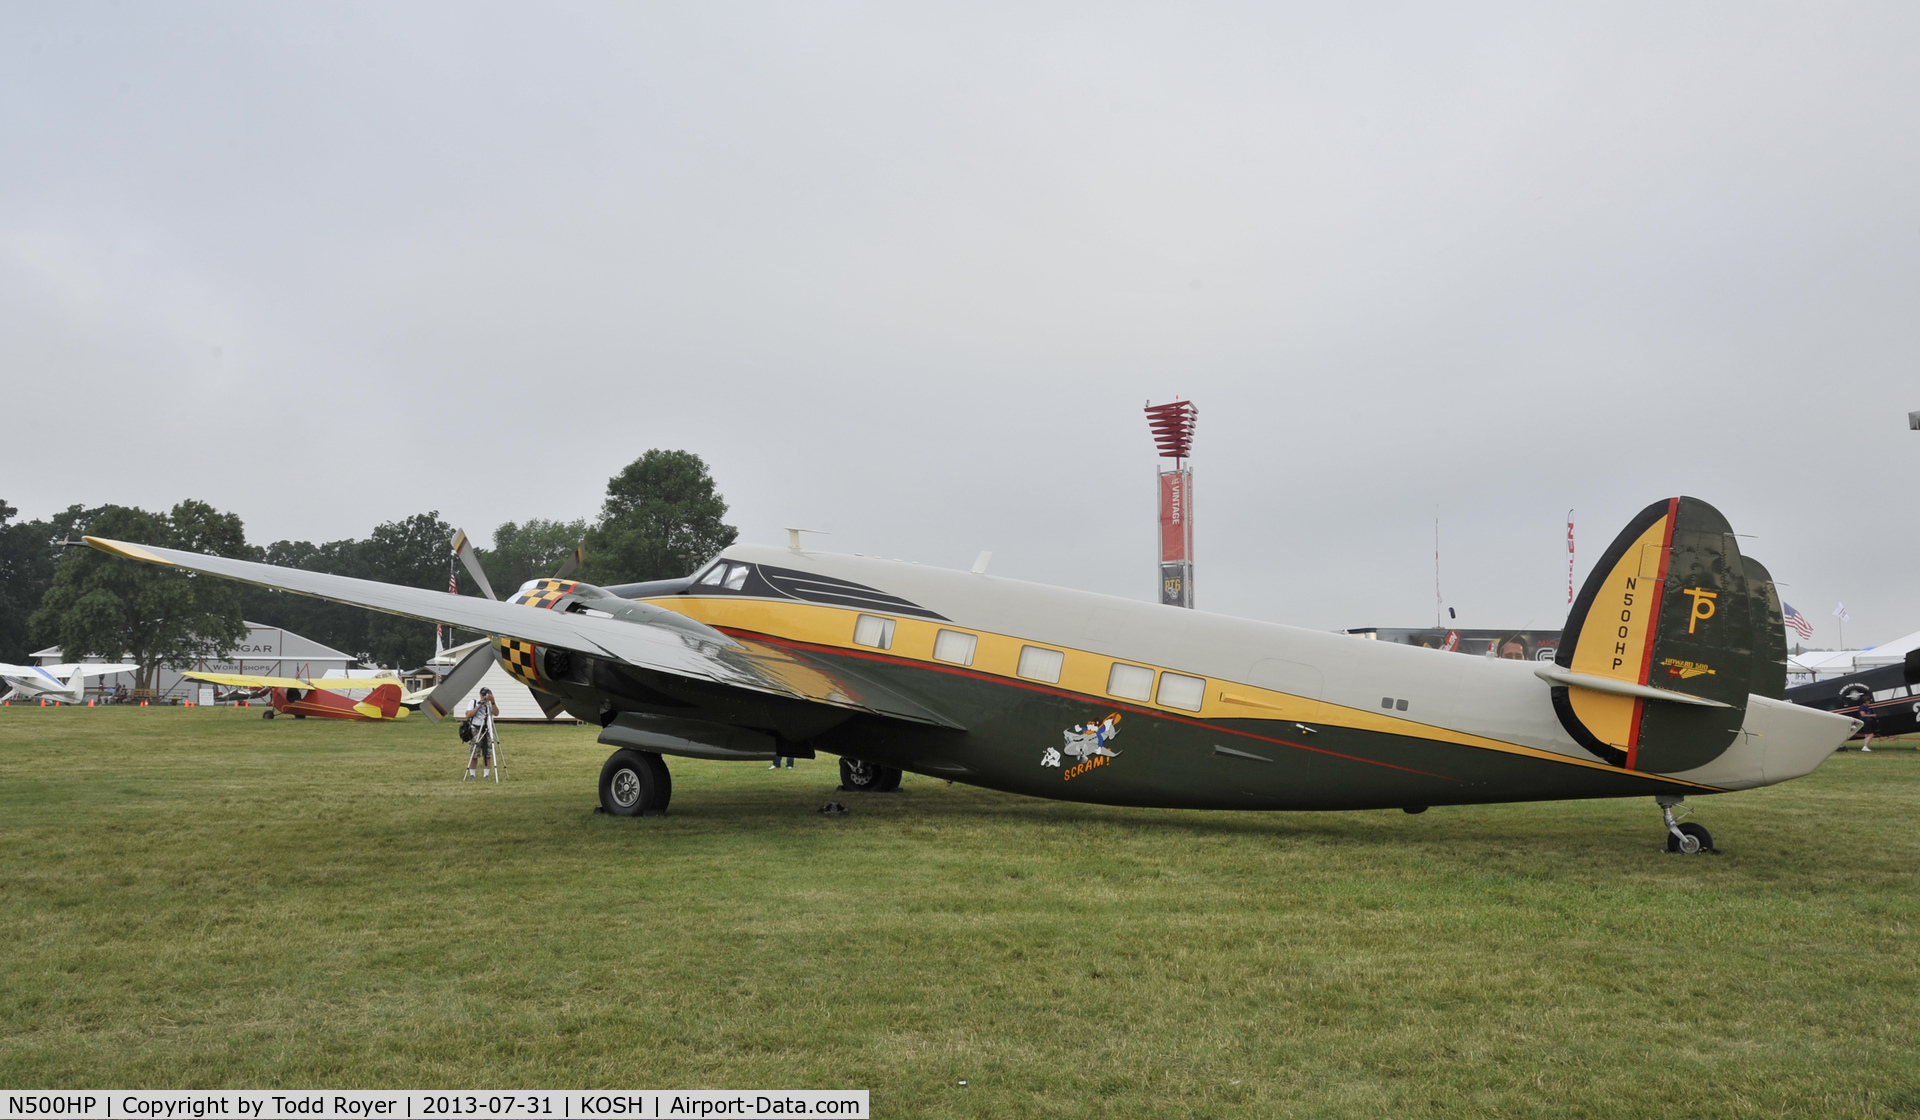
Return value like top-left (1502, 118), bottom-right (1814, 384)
top-left (1741, 556), bottom-right (1788, 701)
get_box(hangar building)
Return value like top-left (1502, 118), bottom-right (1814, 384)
top-left (32, 622), bottom-right (356, 701)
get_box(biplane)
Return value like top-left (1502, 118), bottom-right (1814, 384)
top-left (88, 495), bottom-right (1860, 852)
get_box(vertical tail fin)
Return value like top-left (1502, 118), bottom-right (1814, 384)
top-left (1552, 497), bottom-right (1755, 772)
top-left (1741, 556), bottom-right (1788, 701)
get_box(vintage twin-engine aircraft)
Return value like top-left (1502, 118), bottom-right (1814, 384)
top-left (1, 661), bottom-right (137, 704)
top-left (180, 671), bottom-right (410, 721)
top-left (86, 495), bottom-right (1858, 852)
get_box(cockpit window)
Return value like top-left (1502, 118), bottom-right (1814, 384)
top-left (723, 564), bottom-right (751, 590)
top-left (697, 563), bottom-right (726, 587)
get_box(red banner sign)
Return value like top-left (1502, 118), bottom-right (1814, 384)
top-left (1159, 469), bottom-right (1192, 563)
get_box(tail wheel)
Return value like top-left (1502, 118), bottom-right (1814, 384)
top-left (839, 758), bottom-right (902, 792)
top-left (1667, 822), bottom-right (1714, 854)
top-left (599, 749), bottom-right (671, 817)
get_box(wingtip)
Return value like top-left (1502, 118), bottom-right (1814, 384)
top-left (85, 536), bottom-right (172, 565)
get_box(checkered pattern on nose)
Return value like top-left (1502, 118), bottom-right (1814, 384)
top-left (498, 638), bottom-right (541, 687)
top-left (512, 579), bottom-right (579, 609)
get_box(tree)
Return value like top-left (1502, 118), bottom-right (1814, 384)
top-left (30, 502), bottom-right (251, 692)
top-left (238, 513), bottom-right (458, 669)
top-left (0, 500), bottom-right (51, 662)
top-left (579, 450), bottom-right (738, 585)
top-left (0, 502), bottom-right (104, 662)
top-left (482, 517), bottom-right (589, 595)
top-left (357, 511), bottom-right (457, 669)
top-left (238, 537), bottom-right (371, 662)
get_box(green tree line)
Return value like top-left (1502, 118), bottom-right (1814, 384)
top-left (1, 450), bottom-right (737, 679)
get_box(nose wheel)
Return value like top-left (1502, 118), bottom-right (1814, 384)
top-left (1657, 795), bottom-right (1715, 854)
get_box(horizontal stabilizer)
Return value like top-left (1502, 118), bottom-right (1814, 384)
top-left (1532, 666), bottom-right (1731, 707)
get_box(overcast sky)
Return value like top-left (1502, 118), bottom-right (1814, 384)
top-left (5, 3), bottom-right (1917, 646)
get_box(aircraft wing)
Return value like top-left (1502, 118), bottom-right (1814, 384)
top-left (68, 662), bottom-right (138, 680)
top-left (0, 664), bottom-right (75, 691)
top-left (88, 536), bottom-right (961, 729)
top-left (183, 671), bottom-right (400, 693)
top-left (1, 663), bottom-right (59, 679)
top-left (3, 662), bottom-right (135, 681)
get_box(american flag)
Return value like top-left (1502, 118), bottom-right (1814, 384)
top-left (437, 561), bottom-right (459, 653)
top-left (1783, 602), bottom-right (1814, 639)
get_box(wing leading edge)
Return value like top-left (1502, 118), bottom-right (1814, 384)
top-left (85, 536), bottom-right (961, 730)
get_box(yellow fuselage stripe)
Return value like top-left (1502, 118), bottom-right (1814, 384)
top-left (640, 594), bottom-right (1719, 788)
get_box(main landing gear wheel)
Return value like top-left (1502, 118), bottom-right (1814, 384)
top-left (599, 749), bottom-right (672, 817)
top-left (1667, 822), bottom-right (1714, 855)
top-left (1657, 795), bottom-right (1714, 854)
top-left (839, 757), bottom-right (902, 792)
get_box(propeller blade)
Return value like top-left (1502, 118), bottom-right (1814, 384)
top-left (421, 643), bottom-right (498, 723)
top-left (529, 684), bottom-right (569, 720)
top-left (552, 545), bottom-right (584, 581)
top-left (451, 529), bottom-right (498, 601)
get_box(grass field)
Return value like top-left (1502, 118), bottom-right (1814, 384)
top-left (1, 706), bottom-right (1916, 1117)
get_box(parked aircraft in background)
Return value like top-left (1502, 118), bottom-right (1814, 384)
top-left (1786, 649), bottom-right (1920, 739)
top-left (181, 671), bottom-right (410, 721)
top-left (1, 661), bottom-right (138, 704)
top-left (89, 495), bottom-right (1859, 853)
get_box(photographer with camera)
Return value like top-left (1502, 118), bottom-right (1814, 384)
top-left (462, 687), bottom-right (500, 779)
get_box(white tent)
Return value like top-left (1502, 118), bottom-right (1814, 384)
top-left (1788, 629), bottom-right (1920, 684)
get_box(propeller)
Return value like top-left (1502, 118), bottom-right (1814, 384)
top-left (420, 641), bottom-right (499, 723)
top-left (450, 529), bottom-right (497, 601)
top-left (427, 535), bottom-right (581, 724)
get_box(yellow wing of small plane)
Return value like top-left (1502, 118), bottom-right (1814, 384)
top-left (183, 671), bottom-right (404, 693)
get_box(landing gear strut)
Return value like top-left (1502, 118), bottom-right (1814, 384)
top-left (1657, 794), bottom-right (1714, 854)
top-left (839, 757), bottom-right (902, 792)
top-left (599, 749), bottom-right (671, 816)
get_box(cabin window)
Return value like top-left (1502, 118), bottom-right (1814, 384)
top-left (697, 563), bottom-right (726, 586)
top-left (853, 614), bottom-right (896, 650)
top-left (1873, 686), bottom-right (1908, 702)
top-left (723, 564), bottom-right (751, 591)
top-left (1157, 672), bottom-right (1205, 712)
top-left (933, 630), bottom-right (978, 666)
top-left (1018, 646), bottom-right (1064, 684)
top-left (1107, 662), bottom-right (1154, 701)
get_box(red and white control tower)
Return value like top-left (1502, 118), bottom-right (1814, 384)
top-left (1143, 399), bottom-right (1198, 608)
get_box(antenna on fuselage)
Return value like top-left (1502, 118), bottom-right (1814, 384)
top-left (785, 527), bottom-right (829, 552)
top-left (1434, 510), bottom-right (1442, 628)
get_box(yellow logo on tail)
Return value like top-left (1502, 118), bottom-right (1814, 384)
top-left (1659, 658), bottom-right (1716, 680)
top-left (1683, 587), bottom-right (1718, 634)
